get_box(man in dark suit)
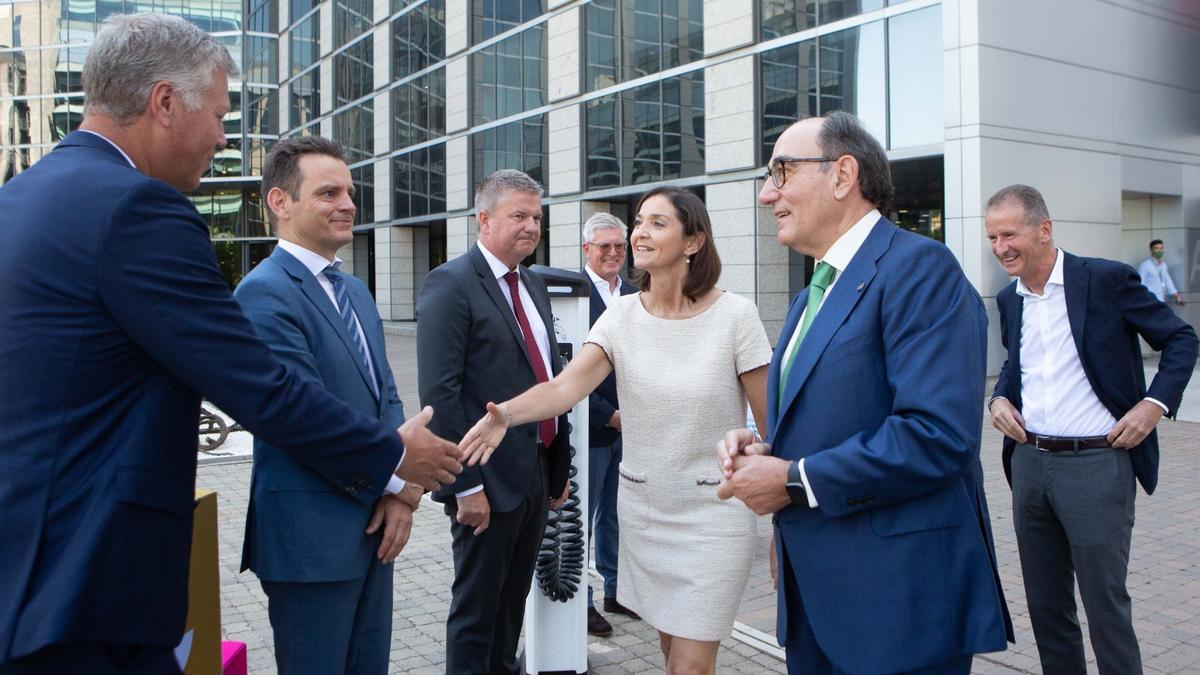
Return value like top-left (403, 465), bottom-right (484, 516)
top-left (579, 212), bottom-right (639, 636)
top-left (986, 184), bottom-right (1197, 674)
top-left (719, 112), bottom-right (1011, 674)
top-left (0, 15), bottom-right (460, 674)
top-left (235, 136), bottom-right (424, 674)
top-left (416, 169), bottom-right (571, 674)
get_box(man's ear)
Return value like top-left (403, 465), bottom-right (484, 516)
top-left (266, 186), bottom-right (291, 223)
top-left (831, 155), bottom-right (859, 201)
top-left (146, 80), bottom-right (179, 127)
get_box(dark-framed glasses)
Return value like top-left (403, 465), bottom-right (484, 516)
top-left (764, 156), bottom-right (838, 189)
top-left (588, 242), bottom-right (627, 254)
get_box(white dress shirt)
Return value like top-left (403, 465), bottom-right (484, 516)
top-left (584, 264), bottom-right (625, 307)
top-left (781, 209), bottom-right (880, 508)
top-left (1137, 257), bottom-right (1178, 302)
top-left (276, 239), bottom-right (405, 495)
top-left (456, 243), bottom-right (555, 498)
top-left (79, 129), bottom-right (136, 168)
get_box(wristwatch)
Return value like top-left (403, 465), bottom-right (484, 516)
top-left (785, 460), bottom-right (808, 506)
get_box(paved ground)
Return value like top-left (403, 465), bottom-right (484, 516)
top-left (202, 334), bottom-right (1200, 673)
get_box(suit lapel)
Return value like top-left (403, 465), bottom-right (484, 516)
top-left (470, 247), bottom-right (533, 371)
top-left (1063, 252), bottom-right (1088, 357)
top-left (273, 247), bottom-right (378, 399)
top-left (773, 219), bottom-right (891, 436)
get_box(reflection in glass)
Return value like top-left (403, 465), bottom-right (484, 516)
top-left (393, 68), bottom-right (445, 149)
top-left (335, 35), bottom-right (373, 106)
top-left (351, 163), bottom-right (373, 225)
top-left (336, 0), bottom-right (372, 44)
top-left (392, 0), bottom-right (445, 81)
top-left (585, 0), bottom-right (616, 91)
top-left (584, 0), bottom-right (701, 92)
top-left (334, 104), bottom-right (373, 164)
top-left (473, 0), bottom-right (544, 43)
top-left (760, 41), bottom-right (815, 164)
top-left (244, 87), bottom-right (277, 136)
top-left (585, 95), bottom-right (619, 188)
top-left (290, 70), bottom-right (319, 128)
top-left (245, 35), bottom-right (277, 85)
top-left (760, 0), bottom-right (815, 40)
top-left (290, 11), bottom-right (319, 77)
top-left (888, 6), bottom-right (942, 149)
top-left (212, 241), bottom-right (245, 288)
top-left (472, 24), bottom-right (544, 125)
top-left (393, 143), bottom-right (446, 219)
top-left (471, 114), bottom-right (547, 198)
top-left (50, 95), bottom-right (84, 140)
top-left (889, 155), bottom-right (943, 242)
top-left (817, 0), bottom-right (884, 24)
top-left (818, 21), bottom-right (886, 145)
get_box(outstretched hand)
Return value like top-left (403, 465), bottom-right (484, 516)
top-left (396, 406), bottom-right (463, 491)
top-left (460, 402), bottom-right (511, 466)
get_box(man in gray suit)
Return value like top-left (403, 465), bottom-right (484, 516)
top-left (417, 169), bottom-right (572, 674)
top-left (236, 137), bottom-right (425, 674)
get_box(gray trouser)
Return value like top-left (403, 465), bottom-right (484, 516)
top-left (1012, 443), bottom-right (1141, 675)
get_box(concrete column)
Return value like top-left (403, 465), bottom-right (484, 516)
top-left (447, 215), bottom-right (476, 261)
top-left (703, 56), bottom-right (756, 174)
top-left (319, 6), bottom-right (334, 137)
top-left (548, 103), bottom-right (581, 196)
top-left (446, 135), bottom-right (470, 211)
top-left (708, 180), bottom-right (788, 340)
top-left (703, 0), bottom-right (753, 57)
top-left (445, 55), bottom-right (469, 133)
top-left (547, 6), bottom-right (581, 102)
top-left (389, 227), bottom-right (417, 320)
top-left (374, 226), bottom-right (394, 319)
top-left (445, 0), bottom-right (469, 57)
top-left (549, 202), bottom-right (582, 270)
top-left (373, 17), bottom-right (390, 91)
top-left (373, 153), bottom-right (391, 226)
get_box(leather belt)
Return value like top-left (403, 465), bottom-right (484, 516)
top-left (1025, 432), bottom-right (1110, 452)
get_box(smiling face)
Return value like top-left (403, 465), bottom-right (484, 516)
top-left (985, 201), bottom-right (1055, 285)
top-left (758, 118), bottom-right (838, 257)
top-left (271, 153), bottom-right (357, 260)
top-left (630, 194), bottom-right (698, 274)
top-left (583, 226), bottom-right (627, 283)
top-left (478, 189), bottom-right (543, 269)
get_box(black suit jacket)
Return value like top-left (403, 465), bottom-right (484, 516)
top-left (0, 132), bottom-right (403, 663)
top-left (585, 270), bottom-right (638, 448)
top-left (416, 245), bottom-right (570, 512)
top-left (993, 251), bottom-right (1198, 494)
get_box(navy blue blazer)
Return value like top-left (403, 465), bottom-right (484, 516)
top-left (236, 247), bottom-right (408, 582)
top-left (767, 217), bottom-right (1011, 673)
top-left (0, 132), bottom-right (404, 662)
top-left (417, 246), bottom-right (571, 512)
top-left (585, 271), bottom-right (637, 448)
top-left (993, 251), bottom-right (1198, 494)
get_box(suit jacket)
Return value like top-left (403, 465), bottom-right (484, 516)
top-left (236, 246), bottom-right (408, 582)
top-left (416, 245), bottom-right (570, 512)
top-left (767, 217), bottom-right (1011, 673)
top-left (586, 271), bottom-right (638, 448)
top-left (0, 132), bottom-right (404, 663)
top-left (993, 251), bottom-right (1198, 494)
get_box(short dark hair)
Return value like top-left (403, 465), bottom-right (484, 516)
top-left (986, 184), bottom-right (1051, 226)
top-left (816, 111), bottom-right (894, 213)
top-left (1150, 239), bottom-right (1164, 249)
top-left (262, 136), bottom-right (348, 222)
top-left (633, 187), bottom-right (721, 302)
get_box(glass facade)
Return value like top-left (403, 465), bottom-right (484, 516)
top-left (584, 0), bottom-right (702, 92)
top-left (472, 0), bottom-right (543, 43)
top-left (472, 114), bottom-right (547, 195)
top-left (472, 24), bottom-right (545, 125)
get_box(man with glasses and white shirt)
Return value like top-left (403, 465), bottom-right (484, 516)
top-left (580, 213), bottom-right (640, 636)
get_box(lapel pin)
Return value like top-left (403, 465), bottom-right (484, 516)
top-left (856, 282), bottom-right (865, 292)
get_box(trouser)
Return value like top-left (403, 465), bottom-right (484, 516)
top-left (0, 643), bottom-right (179, 675)
top-left (1012, 442), bottom-right (1141, 675)
top-left (588, 437), bottom-right (621, 605)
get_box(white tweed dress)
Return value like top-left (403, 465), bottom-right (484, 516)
top-left (586, 291), bottom-right (772, 641)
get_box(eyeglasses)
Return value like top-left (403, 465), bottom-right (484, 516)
top-left (588, 242), bottom-right (627, 254)
top-left (763, 156), bottom-right (838, 189)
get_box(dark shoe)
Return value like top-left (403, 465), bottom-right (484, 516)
top-left (602, 597), bottom-right (641, 620)
top-left (587, 607), bottom-right (613, 636)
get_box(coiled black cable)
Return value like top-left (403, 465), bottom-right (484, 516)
top-left (536, 443), bottom-right (584, 602)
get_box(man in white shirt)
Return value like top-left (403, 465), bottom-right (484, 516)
top-left (1138, 239), bottom-right (1183, 305)
top-left (986, 184), bottom-right (1198, 675)
top-left (579, 213), bottom-right (639, 636)
top-left (235, 136), bottom-right (424, 675)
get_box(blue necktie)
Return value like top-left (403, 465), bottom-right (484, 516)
top-left (324, 265), bottom-right (379, 398)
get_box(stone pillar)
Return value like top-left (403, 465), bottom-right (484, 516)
top-left (703, 56), bottom-right (756, 175)
top-left (446, 136), bottom-right (471, 211)
top-left (547, 6), bottom-right (581, 102)
top-left (445, 0), bottom-right (469, 57)
top-left (548, 103), bottom-right (581, 196)
top-left (703, 0), bottom-right (754, 57)
top-left (445, 55), bottom-right (470, 134)
top-left (447, 215), bottom-right (475, 261)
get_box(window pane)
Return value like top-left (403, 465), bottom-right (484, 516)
top-left (760, 41), bottom-right (815, 164)
top-left (818, 21), bottom-right (885, 145)
top-left (888, 6), bottom-right (942, 149)
top-left (585, 95), bottom-right (620, 188)
top-left (818, 0), bottom-right (884, 25)
top-left (760, 0), bottom-right (815, 41)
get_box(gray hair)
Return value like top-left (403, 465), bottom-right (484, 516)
top-left (475, 169), bottom-right (542, 214)
top-left (582, 212), bottom-right (628, 242)
top-left (986, 184), bottom-right (1051, 226)
top-left (83, 13), bottom-right (239, 123)
top-left (815, 111), bottom-right (894, 213)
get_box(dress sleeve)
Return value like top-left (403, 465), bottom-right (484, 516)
top-left (733, 296), bottom-right (773, 375)
top-left (585, 298), bottom-right (618, 365)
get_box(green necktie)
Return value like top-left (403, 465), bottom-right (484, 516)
top-left (778, 261), bottom-right (836, 410)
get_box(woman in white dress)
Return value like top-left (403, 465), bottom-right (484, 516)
top-left (461, 187), bottom-right (771, 674)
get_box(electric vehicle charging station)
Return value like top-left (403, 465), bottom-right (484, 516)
top-left (523, 265), bottom-right (592, 675)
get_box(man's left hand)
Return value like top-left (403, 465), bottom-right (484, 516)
top-left (549, 483), bottom-right (570, 510)
top-left (1107, 399), bottom-right (1165, 449)
top-left (717, 454), bottom-right (791, 515)
top-left (366, 494), bottom-right (414, 563)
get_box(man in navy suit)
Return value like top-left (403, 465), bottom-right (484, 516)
top-left (579, 212), bottom-right (639, 636)
top-left (235, 137), bottom-right (423, 674)
top-left (0, 15), bottom-right (460, 674)
top-left (719, 112), bottom-right (1011, 674)
top-left (986, 184), bottom-right (1197, 674)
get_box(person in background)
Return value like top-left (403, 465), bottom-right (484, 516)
top-left (1138, 238), bottom-right (1184, 305)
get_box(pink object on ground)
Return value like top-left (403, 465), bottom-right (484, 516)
top-left (221, 641), bottom-right (247, 675)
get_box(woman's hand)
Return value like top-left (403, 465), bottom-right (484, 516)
top-left (460, 402), bottom-right (511, 466)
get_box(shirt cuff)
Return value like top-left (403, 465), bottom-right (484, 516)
top-left (456, 485), bottom-right (484, 498)
top-left (987, 396), bottom-right (1008, 413)
top-left (384, 475), bottom-right (406, 495)
top-left (797, 458), bottom-right (819, 508)
top-left (1144, 397), bottom-right (1169, 415)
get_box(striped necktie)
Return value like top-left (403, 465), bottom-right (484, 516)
top-left (324, 265), bottom-right (379, 398)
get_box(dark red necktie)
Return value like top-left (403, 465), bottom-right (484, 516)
top-left (503, 271), bottom-right (556, 447)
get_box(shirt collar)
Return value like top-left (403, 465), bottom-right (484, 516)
top-left (818, 209), bottom-right (880, 273)
top-left (477, 241), bottom-right (515, 280)
top-left (1015, 248), bottom-right (1064, 298)
top-left (78, 129), bottom-right (137, 169)
top-left (277, 239), bottom-right (342, 277)
top-left (583, 263), bottom-right (620, 289)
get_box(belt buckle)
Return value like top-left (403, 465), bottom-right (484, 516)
top-left (1033, 434), bottom-right (1052, 452)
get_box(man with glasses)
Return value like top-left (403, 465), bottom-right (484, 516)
top-left (579, 213), bottom-right (639, 636)
top-left (718, 112), bottom-right (1011, 673)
